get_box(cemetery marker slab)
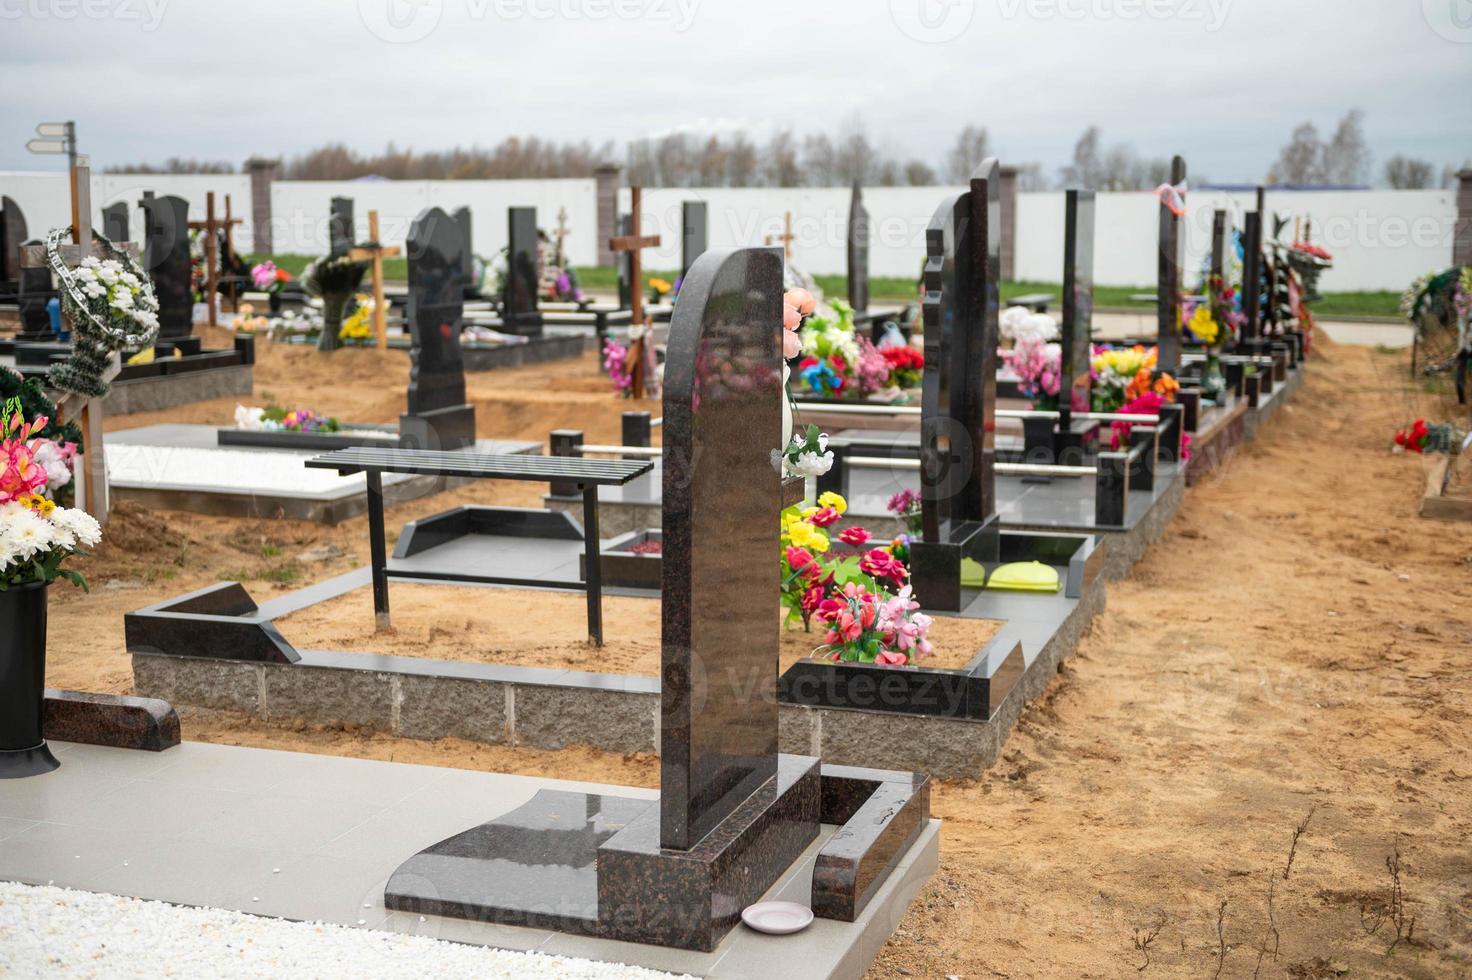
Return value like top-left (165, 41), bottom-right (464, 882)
top-left (502, 206), bottom-right (544, 336)
top-left (1061, 188), bottom-right (1096, 429)
top-left (1156, 155), bottom-right (1186, 373)
top-left (398, 207), bottom-right (475, 451)
top-left (680, 200), bottom-right (708, 283)
top-left (848, 182), bottom-right (871, 314)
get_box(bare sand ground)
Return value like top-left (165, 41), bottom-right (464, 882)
top-left (46, 331), bottom-right (1472, 977)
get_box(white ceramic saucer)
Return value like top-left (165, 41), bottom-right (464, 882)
top-left (740, 901), bottom-right (814, 935)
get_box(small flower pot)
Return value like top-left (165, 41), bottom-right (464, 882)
top-left (0, 581), bottom-right (59, 779)
top-left (268, 290), bottom-right (283, 315)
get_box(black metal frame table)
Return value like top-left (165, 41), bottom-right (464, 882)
top-left (305, 448), bottom-right (653, 645)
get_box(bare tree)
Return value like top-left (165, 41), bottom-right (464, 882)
top-left (1014, 162), bottom-right (1048, 191)
top-left (946, 125), bottom-right (991, 183)
top-left (1384, 154), bottom-right (1434, 189)
top-left (905, 159), bottom-right (938, 186)
top-left (1267, 122), bottom-right (1326, 185)
top-left (727, 132), bottom-right (758, 187)
top-left (762, 131), bottom-right (802, 187)
top-left (1059, 126), bottom-right (1105, 189)
top-left (105, 158), bottom-right (235, 174)
top-left (1323, 109), bottom-right (1371, 185)
top-left (802, 133), bottom-right (839, 187)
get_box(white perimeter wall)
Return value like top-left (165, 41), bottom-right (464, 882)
top-left (2, 171), bottom-right (1456, 292)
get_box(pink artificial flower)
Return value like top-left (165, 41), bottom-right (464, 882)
top-left (860, 548), bottom-right (908, 584)
top-left (801, 584), bottom-right (824, 614)
top-left (785, 287), bottom-right (816, 316)
top-left (837, 526), bottom-right (871, 547)
top-left (785, 546), bottom-right (817, 576)
top-left (875, 650), bottom-right (908, 666)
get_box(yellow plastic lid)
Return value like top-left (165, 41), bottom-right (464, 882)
top-left (983, 560), bottom-right (1061, 593)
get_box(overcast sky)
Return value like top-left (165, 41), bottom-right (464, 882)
top-left (2, 0), bottom-right (1469, 182)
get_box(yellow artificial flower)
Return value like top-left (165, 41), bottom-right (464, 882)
top-left (1187, 306), bottom-right (1220, 346)
top-left (20, 494), bottom-right (54, 516)
top-left (648, 277), bottom-right (672, 294)
top-left (786, 521), bottom-right (829, 554)
top-left (817, 491), bottom-right (847, 515)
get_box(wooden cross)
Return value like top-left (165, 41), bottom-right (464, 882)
top-left (347, 210), bottom-right (402, 350)
top-left (17, 158), bottom-right (140, 524)
top-left (607, 187), bottom-right (661, 328)
top-left (765, 211), bottom-right (796, 260)
top-left (187, 192), bottom-right (243, 328)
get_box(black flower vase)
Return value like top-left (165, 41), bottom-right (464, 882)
top-left (0, 581), bottom-right (59, 778)
top-left (268, 290), bottom-right (283, 315)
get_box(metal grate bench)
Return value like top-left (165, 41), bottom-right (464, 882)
top-left (306, 448), bottom-right (654, 645)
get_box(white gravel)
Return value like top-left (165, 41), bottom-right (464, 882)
top-left (0, 882), bottom-right (695, 980)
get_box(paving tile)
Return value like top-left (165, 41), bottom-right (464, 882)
top-left (208, 790), bottom-right (386, 852)
top-left (0, 822), bottom-right (143, 889)
top-left (224, 852), bottom-right (394, 926)
top-left (379, 911), bottom-right (555, 952)
top-left (0, 769), bottom-right (136, 826)
top-left (0, 818), bottom-right (37, 842)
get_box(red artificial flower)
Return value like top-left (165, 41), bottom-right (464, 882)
top-left (860, 548), bottom-right (908, 584)
top-left (801, 584), bottom-right (824, 614)
top-left (807, 507), bottom-right (841, 528)
top-left (785, 546), bottom-right (817, 575)
top-left (837, 526), bottom-right (871, 547)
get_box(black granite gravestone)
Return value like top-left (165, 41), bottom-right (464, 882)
top-left (502, 206), bottom-right (544, 336)
top-left (614, 212), bottom-right (633, 309)
top-left (0, 196), bottom-right (28, 293)
top-left (138, 194), bottom-right (193, 342)
top-left (1210, 208), bottom-right (1229, 283)
top-left (1156, 155), bottom-right (1186, 373)
top-left (398, 207), bottom-right (475, 451)
top-left (1241, 210), bottom-right (1263, 341)
top-left (847, 181), bottom-right (871, 314)
top-left (680, 200), bottom-right (707, 284)
top-left (1059, 189), bottom-right (1097, 459)
top-left (451, 205), bottom-right (477, 298)
top-left (328, 196), bottom-right (354, 259)
top-left (908, 160), bottom-right (1003, 612)
top-left (102, 202), bottom-right (129, 244)
top-left (15, 242), bottom-right (56, 341)
top-left (383, 247), bottom-right (824, 951)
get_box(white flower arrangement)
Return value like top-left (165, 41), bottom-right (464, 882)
top-left (46, 229), bottom-right (160, 347)
top-left (0, 499), bottom-right (101, 591)
top-left (1000, 305), bottom-right (1059, 343)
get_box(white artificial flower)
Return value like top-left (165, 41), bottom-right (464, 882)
top-left (999, 305), bottom-right (1032, 339)
top-left (51, 507), bottom-right (101, 549)
top-left (30, 441), bottom-right (72, 491)
top-left (1022, 313), bottom-right (1059, 342)
top-left (4, 507), bottom-right (55, 561)
top-left (234, 405), bottom-right (267, 430)
top-left (785, 449), bottom-right (834, 478)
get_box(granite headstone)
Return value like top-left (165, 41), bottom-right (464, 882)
top-left (328, 196), bottom-right (354, 259)
top-left (0, 196), bottom-right (28, 291)
top-left (1241, 210), bottom-right (1262, 341)
top-left (502, 206), bottom-right (543, 336)
top-left (102, 202), bottom-right (129, 244)
top-left (399, 206), bottom-right (475, 450)
top-left (138, 194), bottom-right (193, 341)
top-left (1156, 155), bottom-right (1186, 373)
top-left (679, 200), bottom-right (707, 284)
top-left (452, 205), bottom-right (477, 298)
top-left (614, 213), bottom-right (633, 309)
top-left (847, 181), bottom-right (871, 314)
top-left (1061, 188), bottom-right (1096, 425)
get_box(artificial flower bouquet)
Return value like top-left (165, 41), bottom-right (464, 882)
top-left (794, 298), bottom-right (862, 398)
top-left (647, 277), bottom-right (674, 305)
top-left (779, 492), bottom-right (929, 668)
top-left (1394, 418), bottom-right (1458, 455)
top-left (1000, 335), bottom-right (1062, 410)
top-left (250, 261), bottom-right (291, 294)
top-left (999, 305), bottom-right (1059, 345)
top-left (887, 488), bottom-right (923, 535)
top-left (0, 405), bottom-right (98, 592)
top-left (339, 294), bottom-right (376, 341)
top-left (881, 346), bottom-right (924, 389)
top-left (1091, 345), bottom-right (1179, 413)
top-left (235, 404), bottom-right (343, 434)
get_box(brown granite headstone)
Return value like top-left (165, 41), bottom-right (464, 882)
top-left (1156, 154), bottom-right (1186, 373)
top-left (659, 244), bottom-right (785, 850)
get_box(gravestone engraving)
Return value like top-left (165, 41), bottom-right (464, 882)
top-left (909, 160), bottom-right (1003, 611)
top-left (383, 246), bottom-right (822, 952)
top-left (680, 200), bottom-right (707, 284)
top-left (399, 207), bottom-right (475, 450)
top-left (328, 196), bottom-right (354, 258)
top-left (138, 194), bottom-right (193, 341)
top-left (1061, 189), bottom-right (1096, 425)
top-left (1, 196), bottom-right (28, 291)
top-left (502, 206), bottom-right (543, 336)
top-left (847, 181), bottom-right (871, 314)
top-left (102, 202), bottom-right (128, 244)
top-left (1156, 155), bottom-right (1186, 373)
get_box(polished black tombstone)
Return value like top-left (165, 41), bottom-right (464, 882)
top-left (908, 160), bottom-right (1004, 612)
top-left (1156, 155), bottom-right (1186, 373)
top-left (847, 181), bottom-right (871, 314)
top-left (15, 242), bottom-right (55, 341)
top-left (384, 248), bottom-right (826, 951)
top-left (398, 207), bottom-right (475, 451)
top-left (139, 194), bottom-right (193, 342)
top-left (502, 206), bottom-right (544, 336)
top-left (680, 200), bottom-right (707, 283)
top-left (1209, 209), bottom-right (1229, 283)
top-left (102, 201), bottom-right (129, 244)
top-left (1056, 189), bottom-right (1099, 460)
top-left (328, 196), bottom-right (354, 258)
top-left (614, 213), bottom-right (634, 309)
top-left (452, 205), bottom-right (478, 298)
top-left (0, 196), bottom-right (28, 295)
top-left (1241, 210), bottom-right (1263, 342)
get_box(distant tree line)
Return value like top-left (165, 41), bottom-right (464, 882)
top-left (105, 115), bottom-right (1466, 190)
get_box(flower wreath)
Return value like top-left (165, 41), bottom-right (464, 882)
top-left (45, 226), bottom-right (160, 397)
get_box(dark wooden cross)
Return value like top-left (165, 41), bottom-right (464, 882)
top-left (347, 210), bottom-right (402, 349)
top-left (607, 187), bottom-right (661, 327)
top-left (187, 192), bottom-right (244, 328)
